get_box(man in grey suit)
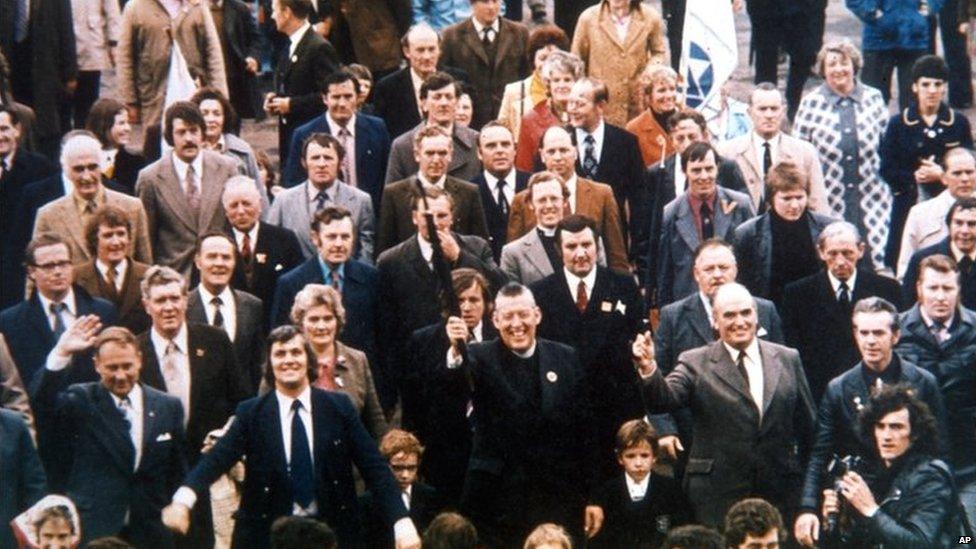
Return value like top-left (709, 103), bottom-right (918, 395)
top-left (656, 142), bottom-right (755, 306)
top-left (33, 133), bottom-right (153, 265)
top-left (137, 102), bottom-right (240, 276)
top-left (187, 234), bottom-right (264, 393)
top-left (378, 125), bottom-right (489, 254)
top-left (634, 282), bottom-right (815, 528)
top-left (266, 132), bottom-right (375, 262)
top-left (385, 72), bottom-right (481, 184)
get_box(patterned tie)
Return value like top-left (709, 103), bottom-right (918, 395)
top-left (118, 396), bottom-right (133, 433)
top-left (338, 127), bottom-right (355, 187)
top-left (290, 400), bottom-right (315, 508)
top-left (582, 134), bottom-right (598, 178)
top-left (211, 296), bottom-right (225, 329)
top-left (50, 302), bottom-right (68, 337)
top-left (576, 280), bottom-right (588, 313)
top-left (240, 232), bottom-right (252, 265)
top-left (185, 165), bottom-right (200, 213)
top-left (105, 265), bottom-right (119, 299)
top-left (930, 321), bottom-right (948, 344)
top-left (496, 178), bottom-right (509, 217)
top-left (700, 202), bottom-right (714, 239)
top-left (329, 269), bottom-right (341, 293)
top-left (162, 341), bottom-right (190, 425)
top-left (315, 190), bottom-right (328, 212)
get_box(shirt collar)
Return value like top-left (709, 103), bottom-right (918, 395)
top-left (625, 473), bottom-right (650, 499)
top-left (171, 153), bottom-right (203, 182)
top-left (511, 341), bottom-right (537, 359)
top-left (920, 307), bottom-right (955, 330)
top-left (472, 321), bottom-right (484, 342)
top-left (723, 338), bottom-right (760, 366)
top-left (38, 288), bottom-right (77, 317)
top-left (417, 234), bottom-right (434, 262)
top-left (73, 187), bottom-right (104, 209)
top-left (317, 256), bottom-right (345, 282)
top-left (307, 180), bottom-right (337, 203)
top-left (484, 169), bottom-right (515, 191)
top-left (110, 382), bottom-right (143, 409)
top-left (326, 112), bottom-right (356, 135)
top-left (751, 131), bottom-right (780, 150)
top-left (276, 384), bottom-right (312, 414)
top-left (951, 242), bottom-right (976, 262)
top-left (827, 270), bottom-right (857, 294)
top-left (418, 172), bottom-right (447, 188)
top-left (198, 284), bottom-right (233, 307)
top-left (151, 324), bottom-right (189, 355)
top-left (823, 81), bottom-right (864, 105)
top-left (563, 266), bottom-right (597, 295)
top-left (96, 257), bottom-right (128, 280)
top-left (471, 17), bottom-right (499, 36)
top-left (687, 191), bottom-right (716, 211)
top-left (289, 21), bottom-right (311, 49)
top-left (575, 120), bottom-right (605, 146)
top-left (232, 224), bottom-right (259, 244)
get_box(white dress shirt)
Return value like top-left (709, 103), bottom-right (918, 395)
top-left (38, 288), bottom-right (78, 333)
top-left (171, 154), bottom-right (204, 195)
top-left (111, 383), bottom-right (145, 470)
top-left (418, 172), bottom-right (447, 189)
top-left (96, 258), bottom-right (129, 292)
top-left (232, 224), bottom-right (260, 252)
top-left (417, 235), bottom-right (435, 270)
top-left (698, 291), bottom-right (714, 325)
top-left (625, 473), bottom-right (649, 501)
top-left (410, 68), bottom-right (426, 117)
top-left (327, 113), bottom-right (357, 185)
top-left (565, 174), bottom-right (579, 213)
top-left (673, 164), bottom-right (686, 202)
top-left (563, 266), bottom-right (597, 304)
top-left (575, 120), bottom-right (606, 165)
top-left (197, 285), bottom-right (237, 341)
top-left (827, 270), bottom-right (858, 300)
top-left (150, 325), bottom-right (192, 421)
top-left (723, 339), bottom-right (764, 417)
top-left (287, 21), bottom-right (311, 59)
top-left (471, 17), bottom-right (500, 43)
top-left (275, 386), bottom-right (317, 515)
top-left (402, 485), bottom-right (412, 511)
top-left (484, 170), bottom-right (516, 208)
top-left (610, 12), bottom-right (631, 42)
top-left (751, 131), bottom-right (780, 176)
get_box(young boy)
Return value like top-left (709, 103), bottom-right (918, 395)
top-left (591, 419), bottom-right (692, 549)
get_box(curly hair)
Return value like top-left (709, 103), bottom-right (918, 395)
top-left (857, 384), bottom-right (940, 460)
top-left (723, 498), bottom-right (785, 548)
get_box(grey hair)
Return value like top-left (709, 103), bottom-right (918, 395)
top-left (290, 284), bottom-right (346, 332)
top-left (852, 297), bottom-right (900, 331)
top-left (817, 221), bottom-right (861, 249)
top-left (541, 50), bottom-right (585, 82)
top-left (140, 265), bottom-right (187, 301)
top-left (60, 132), bottom-right (103, 168)
top-left (221, 175), bottom-right (262, 206)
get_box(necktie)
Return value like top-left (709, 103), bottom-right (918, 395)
top-left (328, 269), bottom-right (341, 293)
top-left (315, 190), bottom-right (328, 212)
top-left (0, 157), bottom-right (8, 179)
top-left (50, 302), bottom-right (67, 337)
top-left (762, 141), bottom-right (772, 178)
top-left (700, 202), bottom-right (714, 239)
top-left (582, 134), bottom-right (598, 178)
top-left (736, 351), bottom-right (750, 392)
top-left (317, 356), bottom-right (337, 390)
top-left (185, 165), bottom-right (200, 212)
top-left (576, 280), bottom-right (588, 313)
top-left (105, 265), bottom-right (119, 299)
top-left (960, 255), bottom-right (974, 275)
top-left (496, 178), bottom-right (509, 217)
top-left (85, 200), bottom-right (97, 215)
top-left (289, 400), bottom-right (315, 508)
top-left (338, 127), bottom-right (355, 187)
top-left (482, 26), bottom-right (493, 48)
top-left (211, 296), bottom-right (225, 328)
top-left (14, 0), bottom-right (29, 43)
top-left (240, 232), bottom-right (252, 265)
top-left (118, 397), bottom-right (137, 468)
top-left (838, 280), bottom-right (851, 312)
top-left (930, 321), bottom-right (947, 344)
top-left (162, 341), bottom-right (189, 424)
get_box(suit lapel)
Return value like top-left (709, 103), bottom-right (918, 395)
top-left (685, 295), bottom-right (713, 343)
top-left (93, 385), bottom-right (137, 473)
top-left (493, 21), bottom-right (514, 70)
top-left (140, 386), bottom-right (161, 471)
top-left (27, 296), bottom-right (57, 350)
top-left (266, 396), bottom-right (289, 477)
top-left (758, 342), bottom-right (782, 422)
top-left (713, 190), bottom-right (734, 237)
top-left (405, 239), bottom-right (432, 281)
top-left (739, 140), bottom-right (763, 202)
top-left (597, 11), bottom-right (625, 49)
top-left (53, 200), bottom-right (89, 261)
top-left (197, 153), bottom-right (224, 231)
top-left (155, 158), bottom-right (197, 232)
top-left (523, 231), bottom-right (551, 280)
top-left (674, 198), bottom-right (700, 252)
top-left (537, 344), bottom-right (560, 416)
top-left (187, 329), bottom-right (206, 421)
top-left (709, 343), bottom-right (753, 405)
top-left (461, 21), bottom-right (490, 66)
top-left (118, 263), bottom-right (143, 317)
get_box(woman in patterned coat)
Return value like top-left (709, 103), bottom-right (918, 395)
top-left (794, 40), bottom-right (891, 271)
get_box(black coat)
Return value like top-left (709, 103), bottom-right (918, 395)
top-left (273, 27), bottom-right (339, 155)
top-left (902, 237), bottom-right (976, 310)
top-left (218, 0), bottom-right (262, 119)
top-left (228, 222), bottom-right (304, 330)
top-left (360, 482), bottom-right (441, 549)
top-left (471, 170), bottom-right (529, 261)
top-left (590, 473), bottom-right (693, 549)
top-left (571, 123), bottom-right (644, 240)
top-left (781, 269), bottom-right (903, 403)
top-left (372, 65), bottom-right (470, 139)
top-left (186, 288), bottom-right (264, 395)
top-left (110, 148), bottom-right (147, 196)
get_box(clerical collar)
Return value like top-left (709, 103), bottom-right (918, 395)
top-left (510, 342), bottom-right (537, 359)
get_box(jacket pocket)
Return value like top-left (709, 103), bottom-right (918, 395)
top-left (685, 458), bottom-right (714, 475)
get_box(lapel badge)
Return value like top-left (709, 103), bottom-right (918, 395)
top-left (148, 410), bottom-right (156, 418)
top-left (600, 301), bottom-right (613, 312)
top-left (335, 376), bottom-right (344, 388)
top-left (291, 54), bottom-right (298, 63)
top-left (195, 348), bottom-right (205, 357)
top-left (256, 253), bottom-right (267, 264)
top-left (546, 371), bottom-right (558, 383)
top-left (615, 300), bottom-right (627, 314)
top-left (721, 199), bottom-right (737, 215)
top-left (275, 263), bottom-right (284, 271)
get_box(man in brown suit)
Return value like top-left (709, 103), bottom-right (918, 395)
top-left (73, 205), bottom-right (152, 335)
top-left (33, 133), bottom-right (153, 265)
top-left (137, 102), bottom-right (240, 276)
top-left (378, 125), bottom-right (489, 254)
top-left (440, 0), bottom-right (530, 128)
top-left (507, 126), bottom-right (628, 272)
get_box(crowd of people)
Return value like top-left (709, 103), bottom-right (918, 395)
top-left (3, 0), bottom-right (976, 547)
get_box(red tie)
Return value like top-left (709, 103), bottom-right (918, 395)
top-left (241, 232), bottom-right (252, 264)
top-left (576, 280), bottom-right (588, 313)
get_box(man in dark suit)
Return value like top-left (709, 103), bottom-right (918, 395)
top-left (214, 0), bottom-right (262, 121)
top-left (793, 297), bottom-right (946, 547)
top-left (530, 214), bottom-right (645, 476)
top-left (377, 186), bottom-right (505, 412)
top-left (0, 407), bottom-right (45, 549)
top-left (221, 177), bottom-right (304, 329)
top-left (161, 325), bottom-right (421, 549)
top-left (902, 196), bottom-right (976, 309)
top-left (781, 221), bottom-right (903, 402)
top-left (568, 78), bottom-right (645, 240)
top-left (443, 282), bottom-right (601, 546)
top-left (470, 121), bottom-right (528, 261)
top-left (895, 253), bottom-right (976, 527)
top-left (652, 239), bottom-right (784, 459)
top-left (73, 205), bottom-right (152, 335)
top-left (263, 0), bottom-right (339, 157)
top-left (632, 109), bottom-right (747, 293)
top-left (634, 282), bottom-right (816, 527)
top-left (188, 234), bottom-right (264, 394)
top-left (378, 124), bottom-right (489, 254)
top-left (407, 268), bottom-right (496, 506)
top-left (0, 106), bottom-right (56, 309)
top-left (283, 71), bottom-right (392, 213)
top-left (0, 235), bottom-right (117, 390)
top-left (655, 142), bottom-right (755, 306)
top-left (32, 327), bottom-right (187, 547)
top-left (440, 0), bottom-right (530, 128)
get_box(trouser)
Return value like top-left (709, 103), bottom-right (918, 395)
top-left (749, 8), bottom-right (824, 119)
top-left (862, 49), bottom-right (926, 109)
top-left (940, 0), bottom-right (974, 107)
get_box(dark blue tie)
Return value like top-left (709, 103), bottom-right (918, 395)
top-left (290, 400), bottom-right (315, 508)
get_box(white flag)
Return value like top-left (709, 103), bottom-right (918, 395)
top-left (680, 0), bottom-right (738, 120)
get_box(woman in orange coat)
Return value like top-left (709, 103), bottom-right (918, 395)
top-left (626, 65), bottom-right (680, 167)
top-left (514, 51), bottom-right (586, 172)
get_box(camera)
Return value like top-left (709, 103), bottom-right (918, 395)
top-left (825, 454), bottom-right (864, 535)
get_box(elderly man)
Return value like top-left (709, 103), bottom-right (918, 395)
top-left (633, 282), bottom-right (816, 527)
top-left (267, 133), bottom-right (375, 262)
top-left (902, 196), bottom-right (976, 309)
top-left (32, 133), bottom-right (152, 265)
top-left (221, 177), bottom-right (303, 326)
top-left (137, 102), bottom-right (240, 276)
top-left (897, 147), bottom-right (976, 279)
top-left (717, 83), bottom-right (828, 214)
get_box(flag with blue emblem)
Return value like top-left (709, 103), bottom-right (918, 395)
top-left (680, 0), bottom-right (737, 119)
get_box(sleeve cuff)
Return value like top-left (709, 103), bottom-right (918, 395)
top-left (45, 350), bottom-right (72, 372)
top-left (172, 486), bottom-right (198, 509)
top-left (393, 517), bottom-right (419, 542)
top-left (446, 348), bottom-right (463, 369)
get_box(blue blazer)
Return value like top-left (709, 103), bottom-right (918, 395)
top-left (270, 257), bottom-right (378, 358)
top-left (183, 388), bottom-right (407, 549)
top-left (282, 113), bottom-right (392, 213)
top-left (0, 409), bottom-right (46, 549)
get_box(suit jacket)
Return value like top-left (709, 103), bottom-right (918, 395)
top-left (361, 482), bottom-right (439, 549)
top-left (187, 288), bottom-right (264, 394)
top-left (182, 388), bottom-right (408, 549)
top-left (386, 123), bottom-right (483, 185)
top-left (590, 473), bottom-right (692, 549)
top-left (0, 335), bottom-right (33, 437)
top-left (138, 324), bottom-right (251, 461)
top-left (265, 180), bottom-right (375, 262)
top-left (282, 112), bottom-right (392, 213)
top-left (35, 381), bottom-right (186, 547)
top-left (732, 210), bottom-right (838, 300)
top-left (33, 187), bottom-right (153, 265)
top-left (717, 132), bottom-right (829, 213)
top-left (218, 0), bottom-right (261, 119)
top-left (272, 25), bottom-right (339, 154)
top-left (626, 110), bottom-right (676, 168)
top-left (655, 187), bottom-right (755, 306)
top-left (108, 147), bottom-right (146, 196)
top-left (321, 341), bottom-right (388, 440)
top-left (73, 258), bottom-right (152, 335)
top-left (471, 170), bottom-right (529, 261)
top-left (228, 222), bottom-right (304, 329)
top-left (377, 175), bottom-right (490, 254)
top-left (902, 237), bottom-right (976, 310)
top-left (896, 190), bottom-right (954, 279)
top-left (571, 122), bottom-right (645, 237)
top-left (781, 269), bottom-right (903, 402)
top-left (640, 339), bottom-right (816, 527)
top-left (0, 149), bottom-right (55, 308)
top-left (799, 358), bottom-right (945, 513)
top-left (136, 151), bottom-right (240, 276)
top-left (501, 228), bottom-right (611, 286)
top-left (507, 176), bottom-right (629, 271)
top-left (372, 65), bottom-right (471, 139)
top-left (440, 18), bottom-right (531, 128)
top-left (0, 409), bottom-right (45, 549)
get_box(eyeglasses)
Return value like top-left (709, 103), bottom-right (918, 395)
top-left (391, 464), bottom-right (419, 473)
top-left (32, 260), bottom-right (72, 272)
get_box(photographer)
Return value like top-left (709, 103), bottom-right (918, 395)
top-left (820, 385), bottom-right (964, 547)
